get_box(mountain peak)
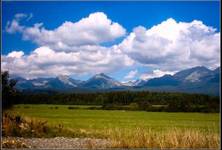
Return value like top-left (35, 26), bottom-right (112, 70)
top-left (57, 75), bottom-right (70, 80)
top-left (56, 75), bottom-right (82, 87)
top-left (57, 75), bottom-right (71, 84)
top-left (93, 73), bottom-right (111, 79)
top-left (174, 66), bottom-right (211, 82)
top-left (122, 79), bottom-right (146, 86)
top-left (191, 66), bottom-right (210, 71)
top-left (98, 73), bottom-right (106, 76)
top-left (84, 73), bottom-right (122, 88)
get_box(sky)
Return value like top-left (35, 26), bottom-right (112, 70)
top-left (1, 1), bottom-right (220, 81)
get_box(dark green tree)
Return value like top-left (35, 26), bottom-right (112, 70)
top-left (1, 71), bottom-right (17, 110)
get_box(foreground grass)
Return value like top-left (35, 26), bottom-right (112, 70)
top-left (108, 128), bottom-right (219, 148)
top-left (4, 104), bottom-right (220, 148)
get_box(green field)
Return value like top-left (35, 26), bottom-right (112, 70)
top-left (9, 104), bottom-right (219, 133)
top-left (4, 104), bottom-right (220, 148)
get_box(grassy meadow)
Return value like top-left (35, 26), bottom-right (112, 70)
top-left (4, 104), bottom-right (220, 148)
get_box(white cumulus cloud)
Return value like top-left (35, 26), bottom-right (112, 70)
top-left (3, 14), bottom-right (220, 80)
top-left (7, 51), bottom-right (24, 58)
top-left (1, 46), bottom-right (133, 79)
top-left (118, 18), bottom-right (220, 71)
top-left (6, 12), bottom-right (126, 51)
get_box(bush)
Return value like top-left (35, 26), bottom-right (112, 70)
top-left (2, 113), bottom-right (72, 138)
top-left (68, 106), bottom-right (78, 109)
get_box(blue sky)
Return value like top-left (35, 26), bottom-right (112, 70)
top-left (2, 1), bottom-right (220, 81)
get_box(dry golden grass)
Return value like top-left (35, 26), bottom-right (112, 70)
top-left (107, 127), bottom-right (220, 149)
top-left (2, 139), bottom-right (30, 148)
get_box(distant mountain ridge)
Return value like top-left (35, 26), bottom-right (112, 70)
top-left (173, 66), bottom-right (212, 82)
top-left (140, 66), bottom-right (220, 95)
top-left (81, 73), bottom-right (123, 89)
top-left (12, 66), bottom-right (220, 95)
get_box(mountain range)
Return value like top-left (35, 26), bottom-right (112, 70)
top-left (12, 66), bottom-right (220, 95)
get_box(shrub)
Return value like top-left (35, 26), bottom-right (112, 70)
top-left (2, 113), bottom-right (71, 138)
top-left (68, 106), bottom-right (78, 109)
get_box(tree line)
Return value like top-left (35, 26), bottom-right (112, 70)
top-left (15, 91), bottom-right (219, 112)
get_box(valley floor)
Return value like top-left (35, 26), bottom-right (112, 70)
top-left (2, 104), bottom-right (220, 149)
